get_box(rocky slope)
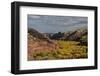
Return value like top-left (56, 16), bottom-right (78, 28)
top-left (28, 28), bottom-right (87, 60)
top-left (28, 28), bottom-right (60, 60)
top-left (50, 28), bottom-right (87, 41)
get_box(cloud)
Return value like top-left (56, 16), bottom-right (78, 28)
top-left (28, 15), bottom-right (41, 19)
top-left (28, 15), bottom-right (88, 33)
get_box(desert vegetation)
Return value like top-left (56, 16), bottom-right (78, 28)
top-left (28, 28), bottom-right (88, 61)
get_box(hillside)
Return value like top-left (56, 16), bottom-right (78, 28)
top-left (28, 28), bottom-right (88, 60)
top-left (28, 28), bottom-right (60, 60)
top-left (28, 28), bottom-right (47, 40)
top-left (50, 28), bottom-right (87, 41)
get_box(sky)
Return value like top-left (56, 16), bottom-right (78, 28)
top-left (28, 15), bottom-right (88, 33)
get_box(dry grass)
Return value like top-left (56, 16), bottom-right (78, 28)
top-left (28, 40), bottom-right (87, 61)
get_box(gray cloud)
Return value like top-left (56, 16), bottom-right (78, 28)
top-left (28, 15), bottom-right (88, 33)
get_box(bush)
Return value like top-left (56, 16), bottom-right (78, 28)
top-left (31, 40), bottom-right (87, 60)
